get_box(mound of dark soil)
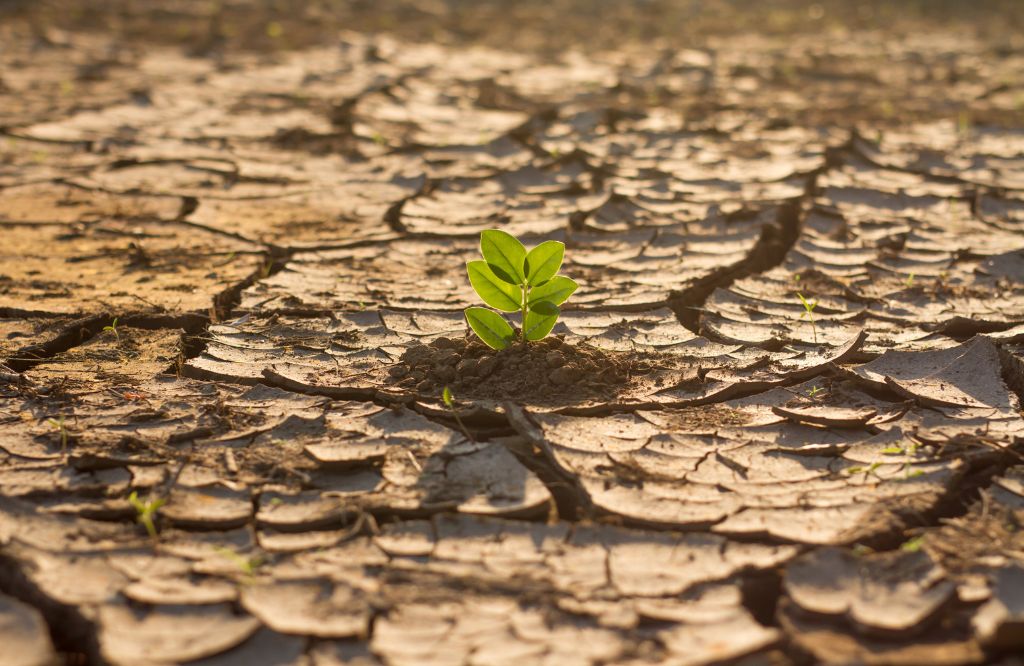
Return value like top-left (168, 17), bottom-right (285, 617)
top-left (388, 334), bottom-right (657, 402)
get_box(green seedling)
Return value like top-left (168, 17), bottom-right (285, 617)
top-left (905, 273), bottom-right (915, 288)
top-left (880, 441), bottom-right (925, 479)
top-left (214, 546), bottom-right (265, 576)
top-left (796, 292), bottom-right (818, 343)
top-left (464, 229), bottom-right (578, 350)
top-left (442, 387), bottom-right (474, 442)
top-left (128, 491), bottom-right (166, 539)
top-left (806, 385), bottom-right (824, 399)
top-left (47, 415), bottom-right (68, 450)
top-left (957, 110), bottom-right (971, 136)
top-left (901, 535), bottom-right (926, 553)
top-left (103, 317), bottom-right (121, 344)
top-left (846, 461), bottom-right (883, 479)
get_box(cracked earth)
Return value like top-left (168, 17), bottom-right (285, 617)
top-left (2, 1), bottom-right (1024, 664)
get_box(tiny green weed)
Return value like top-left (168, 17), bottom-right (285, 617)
top-left (103, 317), bottom-right (121, 344)
top-left (214, 546), bottom-right (265, 576)
top-left (806, 385), bottom-right (824, 399)
top-left (900, 535), bottom-right (925, 552)
top-left (465, 230), bottom-right (578, 350)
top-left (796, 292), bottom-right (818, 343)
top-left (128, 491), bottom-right (167, 539)
top-left (442, 386), bottom-right (474, 442)
top-left (47, 415), bottom-right (69, 450)
top-left (905, 273), bottom-right (915, 288)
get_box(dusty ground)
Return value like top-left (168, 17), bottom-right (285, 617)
top-left (2, 1), bottom-right (1024, 664)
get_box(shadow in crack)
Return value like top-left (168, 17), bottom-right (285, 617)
top-left (411, 430), bottom-right (545, 518)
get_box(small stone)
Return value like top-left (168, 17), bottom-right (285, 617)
top-left (436, 367), bottom-right (455, 383)
top-left (456, 359), bottom-right (478, 377)
top-left (476, 357), bottom-right (498, 379)
top-left (549, 367), bottom-right (579, 386)
top-left (545, 352), bottom-right (564, 368)
top-left (430, 337), bottom-right (455, 349)
top-left (387, 365), bottom-right (409, 379)
top-left (416, 380), bottom-right (433, 393)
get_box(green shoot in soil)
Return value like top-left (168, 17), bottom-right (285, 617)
top-left (465, 229), bottom-right (577, 350)
top-left (901, 535), bottom-right (926, 552)
top-left (103, 317), bottom-right (121, 344)
top-left (128, 491), bottom-right (166, 539)
top-left (797, 292), bottom-right (818, 343)
top-left (47, 415), bottom-right (68, 451)
top-left (442, 386), bottom-right (475, 442)
top-left (214, 546), bottom-right (264, 576)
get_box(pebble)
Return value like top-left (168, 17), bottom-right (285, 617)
top-left (549, 367), bottom-right (579, 386)
top-left (545, 352), bottom-right (564, 368)
top-left (477, 357), bottom-right (498, 378)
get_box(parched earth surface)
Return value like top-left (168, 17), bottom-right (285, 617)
top-left (3, 1), bottom-right (1024, 664)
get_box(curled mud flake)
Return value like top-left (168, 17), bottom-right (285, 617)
top-left (98, 604), bottom-right (261, 664)
top-left (0, 593), bottom-right (59, 666)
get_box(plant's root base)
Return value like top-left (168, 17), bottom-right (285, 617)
top-left (389, 334), bottom-right (659, 402)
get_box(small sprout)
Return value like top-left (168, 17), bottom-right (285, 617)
top-left (793, 273), bottom-right (801, 282)
top-left (852, 543), bottom-right (874, 557)
top-left (957, 110), bottom-right (971, 136)
top-left (796, 292), bottom-right (818, 343)
top-left (846, 461), bottom-right (883, 479)
top-left (371, 132), bottom-right (387, 147)
top-left (214, 546), bottom-right (264, 576)
top-left (103, 317), bottom-right (121, 344)
top-left (47, 415), bottom-right (68, 450)
top-left (806, 385), bottom-right (824, 399)
top-left (465, 230), bottom-right (578, 349)
top-left (905, 273), bottom-right (915, 288)
top-left (128, 491), bottom-right (166, 539)
top-left (901, 535), bottom-right (925, 553)
top-left (880, 445), bottom-right (905, 455)
top-left (441, 386), bottom-right (474, 443)
top-left (265, 21), bottom-right (283, 38)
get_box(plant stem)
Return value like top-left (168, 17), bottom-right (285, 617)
top-left (521, 283), bottom-right (529, 343)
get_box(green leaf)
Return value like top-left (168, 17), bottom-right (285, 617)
top-left (524, 302), bottom-right (559, 341)
top-left (480, 229), bottom-right (527, 285)
top-left (467, 261), bottom-right (522, 312)
top-left (465, 308), bottom-right (515, 350)
top-left (442, 386), bottom-right (453, 408)
top-left (524, 240), bottom-right (564, 286)
top-left (528, 276), bottom-right (578, 306)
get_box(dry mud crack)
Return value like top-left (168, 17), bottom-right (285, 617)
top-left (2, 2), bottom-right (1024, 664)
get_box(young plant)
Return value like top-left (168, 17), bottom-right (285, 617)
top-left (103, 317), bottom-right (121, 344)
top-left (796, 292), bottom-right (818, 343)
top-left (442, 386), bottom-right (474, 442)
top-left (465, 230), bottom-right (577, 350)
top-left (214, 546), bottom-right (265, 577)
top-left (46, 415), bottom-right (68, 451)
top-left (128, 491), bottom-right (166, 539)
